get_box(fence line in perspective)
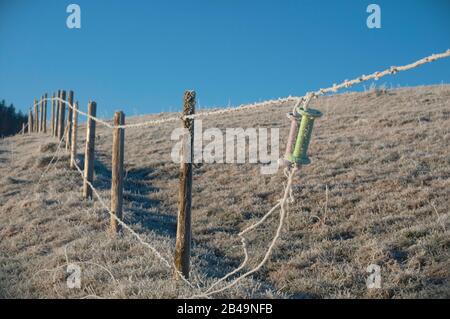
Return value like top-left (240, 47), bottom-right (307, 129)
top-left (22, 49), bottom-right (450, 297)
top-left (28, 93), bottom-right (198, 291)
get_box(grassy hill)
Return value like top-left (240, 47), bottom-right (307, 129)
top-left (0, 85), bottom-right (449, 298)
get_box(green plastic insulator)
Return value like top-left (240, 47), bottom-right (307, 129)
top-left (287, 107), bottom-right (322, 165)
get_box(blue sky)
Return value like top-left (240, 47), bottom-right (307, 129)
top-left (1, 0), bottom-right (449, 118)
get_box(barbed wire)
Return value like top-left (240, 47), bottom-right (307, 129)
top-left (29, 49), bottom-right (450, 130)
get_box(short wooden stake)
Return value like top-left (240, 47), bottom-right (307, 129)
top-left (22, 123), bottom-right (25, 135)
top-left (58, 90), bottom-right (66, 141)
top-left (174, 90), bottom-right (195, 280)
top-left (66, 90), bottom-right (74, 150)
top-left (83, 101), bottom-right (97, 199)
top-left (110, 111), bottom-right (125, 234)
top-left (70, 101), bottom-right (79, 169)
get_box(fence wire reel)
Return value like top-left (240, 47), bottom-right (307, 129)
top-left (279, 102), bottom-right (322, 170)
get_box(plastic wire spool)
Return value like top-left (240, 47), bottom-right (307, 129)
top-left (279, 107), bottom-right (322, 168)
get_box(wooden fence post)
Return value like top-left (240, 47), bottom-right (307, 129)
top-left (43, 93), bottom-right (47, 133)
top-left (66, 90), bottom-right (74, 150)
top-left (174, 90), bottom-right (195, 280)
top-left (58, 90), bottom-right (66, 141)
top-left (39, 96), bottom-right (44, 132)
top-left (83, 101), bottom-right (97, 199)
top-left (70, 101), bottom-right (79, 169)
top-left (55, 90), bottom-right (60, 137)
top-left (28, 109), bottom-right (33, 134)
top-left (50, 93), bottom-right (55, 136)
top-left (110, 111), bottom-right (125, 234)
top-left (22, 123), bottom-right (25, 135)
top-left (34, 99), bottom-right (39, 133)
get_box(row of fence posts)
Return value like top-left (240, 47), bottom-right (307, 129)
top-left (25, 90), bottom-right (195, 280)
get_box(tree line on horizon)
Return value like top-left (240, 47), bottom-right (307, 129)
top-left (0, 100), bottom-right (28, 138)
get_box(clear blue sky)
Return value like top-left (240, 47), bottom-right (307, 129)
top-left (1, 0), bottom-right (449, 118)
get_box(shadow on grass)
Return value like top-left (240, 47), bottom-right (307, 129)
top-left (123, 167), bottom-right (176, 238)
top-left (77, 152), bottom-right (176, 238)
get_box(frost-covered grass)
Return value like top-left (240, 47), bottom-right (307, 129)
top-left (0, 85), bottom-right (449, 298)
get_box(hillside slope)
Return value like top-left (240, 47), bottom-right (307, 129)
top-left (0, 85), bottom-right (449, 298)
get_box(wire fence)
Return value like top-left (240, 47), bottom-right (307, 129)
top-left (30, 49), bottom-right (450, 128)
top-left (23, 49), bottom-right (450, 298)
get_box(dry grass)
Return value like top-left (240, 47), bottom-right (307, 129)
top-left (0, 84), bottom-right (449, 299)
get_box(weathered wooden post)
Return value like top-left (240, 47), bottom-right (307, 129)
top-left (66, 90), bottom-right (74, 150)
top-left (50, 93), bottom-right (55, 136)
top-left (28, 109), bottom-right (33, 134)
top-left (58, 90), bottom-right (66, 141)
top-left (22, 123), bottom-right (26, 135)
top-left (55, 90), bottom-right (60, 137)
top-left (83, 101), bottom-right (97, 199)
top-left (110, 111), bottom-right (125, 234)
top-left (34, 99), bottom-right (39, 133)
top-left (43, 93), bottom-right (48, 133)
top-left (70, 101), bottom-right (79, 169)
top-left (174, 90), bottom-right (195, 280)
top-left (39, 96), bottom-right (44, 132)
